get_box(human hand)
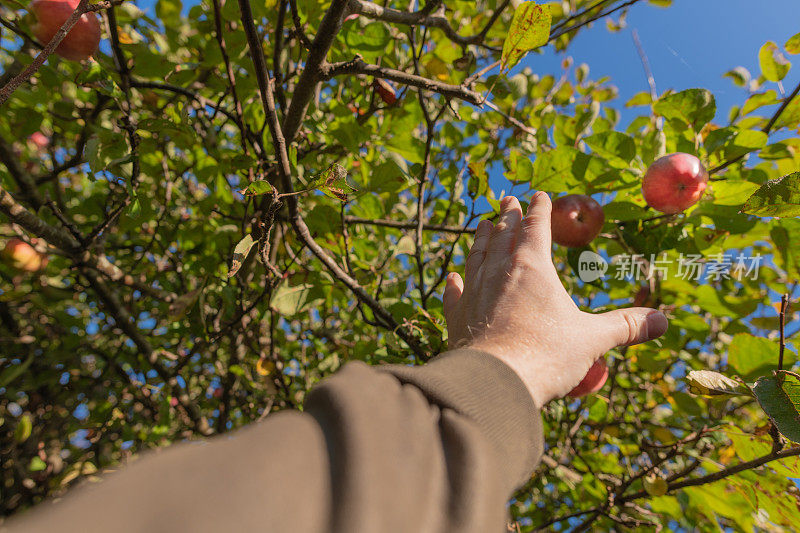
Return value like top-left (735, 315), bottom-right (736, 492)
top-left (442, 194), bottom-right (668, 408)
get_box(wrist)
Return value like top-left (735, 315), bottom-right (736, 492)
top-left (465, 340), bottom-right (551, 408)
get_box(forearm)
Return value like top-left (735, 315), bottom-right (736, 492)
top-left (308, 348), bottom-right (543, 531)
top-left (4, 348), bottom-right (543, 533)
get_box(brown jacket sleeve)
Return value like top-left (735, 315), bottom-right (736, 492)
top-left (4, 349), bottom-right (543, 533)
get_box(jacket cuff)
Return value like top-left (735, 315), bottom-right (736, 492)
top-left (379, 348), bottom-right (543, 488)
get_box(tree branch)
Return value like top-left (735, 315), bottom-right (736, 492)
top-left (711, 78), bottom-right (800, 174)
top-left (0, 184), bottom-right (173, 301)
top-left (344, 215), bottom-right (477, 234)
top-left (622, 445), bottom-right (800, 502)
top-left (281, 0), bottom-right (349, 142)
top-left (0, 137), bottom-right (44, 209)
top-left (347, 0), bottom-right (507, 47)
top-left (321, 57), bottom-right (483, 105)
top-left (0, 0), bottom-right (123, 105)
top-left (83, 271), bottom-right (210, 434)
top-left (236, 0), bottom-right (427, 359)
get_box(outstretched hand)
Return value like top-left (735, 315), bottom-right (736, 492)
top-left (443, 194), bottom-right (668, 408)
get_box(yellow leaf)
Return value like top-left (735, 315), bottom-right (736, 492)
top-left (117, 29), bottom-right (134, 44)
top-left (501, 2), bottom-right (552, 71)
top-left (257, 359), bottom-right (276, 376)
top-left (424, 57), bottom-right (449, 82)
top-left (718, 445), bottom-right (736, 465)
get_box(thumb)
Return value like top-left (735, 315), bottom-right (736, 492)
top-left (596, 308), bottom-right (668, 348)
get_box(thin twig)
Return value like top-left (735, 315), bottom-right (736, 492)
top-left (322, 58), bottom-right (483, 105)
top-left (344, 215), bottom-right (477, 234)
top-left (711, 79), bottom-right (800, 174)
top-left (779, 293), bottom-right (789, 370)
top-left (0, 0), bottom-right (124, 105)
top-left (236, 0), bottom-right (427, 358)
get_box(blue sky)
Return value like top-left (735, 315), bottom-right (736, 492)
top-left (130, 0), bottom-right (799, 126)
top-left (520, 0), bottom-right (799, 124)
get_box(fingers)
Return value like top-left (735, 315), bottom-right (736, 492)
top-left (595, 308), bottom-right (669, 349)
top-left (517, 191), bottom-right (552, 256)
top-left (483, 196), bottom-right (524, 271)
top-left (442, 272), bottom-right (464, 319)
top-left (465, 219), bottom-right (493, 281)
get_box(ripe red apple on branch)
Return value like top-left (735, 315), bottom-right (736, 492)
top-left (29, 0), bottom-right (101, 61)
top-left (2, 238), bottom-right (46, 272)
top-left (373, 78), bottom-right (398, 106)
top-left (28, 132), bottom-right (49, 150)
top-left (642, 153), bottom-right (708, 214)
top-left (567, 358), bottom-right (608, 398)
top-left (550, 194), bottom-right (605, 248)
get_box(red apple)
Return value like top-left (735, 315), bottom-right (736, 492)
top-left (2, 238), bottom-right (45, 272)
top-left (568, 358), bottom-right (608, 398)
top-left (30, 0), bottom-right (101, 61)
top-left (550, 194), bottom-right (605, 248)
top-left (642, 153), bottom-right (708, 214)
top-left (373, 78), bottom-right (397, 106)
top-left (28, 132), bottom-right (49, 150)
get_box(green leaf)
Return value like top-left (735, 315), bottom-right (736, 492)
top-left (239, 180), bottom-right (275, 197)
top-left (270, 283), bottom-right (323, 315)
top-left (786, 32), bottom-right (800, 54)
top-left (773, 95), bottom-right (800, 129)
top-left (29, 456), bottom-right (47, 472)
top-left (728, 333), bottom-right (780, 379)
top-left (624, 91), bottom-right (652, 107)
top-left (228, 234), bottom-right (256, 278)
top-left (583, 131), bottom-right (635, 162)
top-left (531, 146), bottom-right (585, 192)
top-left (705, 127), bottom-right (767, 162)
top-left (602, 201), bottom-right (649, 221)
top-left (741, 90), bottom-right (778, 116)
top-left (726, 430), bottom-right (772, 461)
top-left (753, 371), bottom-right (800, 443)
top-left (671, 390), bottom-right (703, 416)
top-left (85, 136), bottom-right (102, 174)
top-left (653, 88), bottom-right (716, 130)
top-left (586, 396), bottom-right (608, 422)
top-left (14, 414), bottom-right (31, 443)
top-left (649, 496), bottom-right (682, 518)
top-left (643, 475), bottom-right (668, 496)
top-left (759, 41), bottom-right (791, 82)
top-left (710, 180), bottom-right (760, 207)
top-left (308, 164), bottom-right (356, 202)
top-left (501, 2), bottom-right (552, 71)
top-left (723, 66), bottom-right (750, 87)
top-left (467, 161), bottom-right (490, 197)
top-left (503, 150), bottom-right (533, 184)
top-left (740, 172), bottom-right (800, 218)
top-left (0, 354), bottom-right (34, 388)
top-left (344, 22), bottom-right (390, 59)
top-left (686, 370), bottom-right (751, 396)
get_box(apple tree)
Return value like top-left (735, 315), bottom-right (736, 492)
top-left (1, 0), bottom-right (799, 529)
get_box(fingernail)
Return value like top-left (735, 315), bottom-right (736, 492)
top-left (645, 311), bottom-right (668, 338)
top-left (501, 196), bottom-right (513, 209)
top-left (534, 191), bottom-right (547, 200)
